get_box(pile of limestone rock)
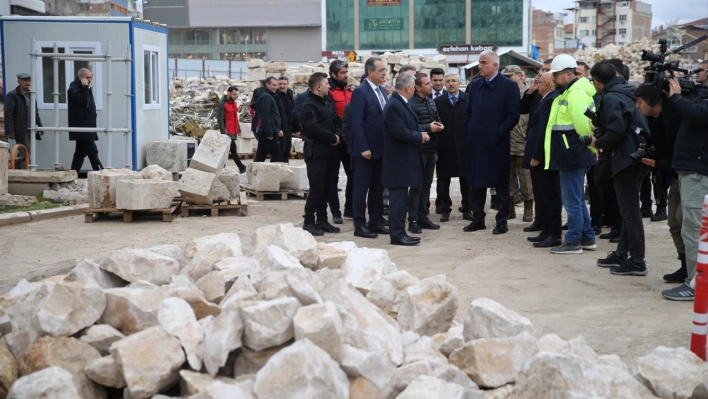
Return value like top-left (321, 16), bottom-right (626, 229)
top-left (0, 222), bottom-right (706, 399)
top-left (245, 59), bottom-right (291, 94)
top-left (347, 52), bottom-right (449, 88)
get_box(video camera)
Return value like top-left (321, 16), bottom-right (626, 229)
top-left (642, 35), bottom-right (708, 99)
top-left (580, 108), bottom-right (654, 163)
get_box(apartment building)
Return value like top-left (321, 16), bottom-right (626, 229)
top-left (569, 0), bottom-right (651, 48)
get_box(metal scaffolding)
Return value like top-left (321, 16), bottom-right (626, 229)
top-left (28, 39), bottom-right (133, 170)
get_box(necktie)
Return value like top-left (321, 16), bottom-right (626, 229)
top-left (451, 96), bottom-right (457, 106)
top-left (434, 92), bottom-right (440, 99)
top-left (375, 88), bottom-right (386, 110)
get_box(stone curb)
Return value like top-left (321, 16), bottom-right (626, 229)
top-left (0, 204), bottom-right (89, 226)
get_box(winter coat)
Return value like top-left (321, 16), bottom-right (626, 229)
top-left (217, 95), bottom-right (240, 137)
top-left (256, 89), bottom-right (281, 139)
top-left (5, 86), bottom-right (42, 143)
top-left (409, 93), bottom-right (441, 154)
top-left (381, 92), bottom-right (424, 188)
top-left (67, 77), bottom-right (98, 141)
top-left (510, 82), bottom-right (530, 156)
top-left (300, 92), bottom-right (341, 159)
top-left (434, 91), bottom-right (468, 178)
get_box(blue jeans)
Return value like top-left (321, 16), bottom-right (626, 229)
top-left (559, 168), bottom-right (595, 244)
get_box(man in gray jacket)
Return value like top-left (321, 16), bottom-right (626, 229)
top-left (5, 73), bottom-right (42, 158)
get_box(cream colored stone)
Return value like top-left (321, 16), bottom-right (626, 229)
top-left (398, 276), bottom-right (458, 336)
top-left (100, 287), bottom-right (164, 335)
top-left (147, 244), bottom-right (188, 269)
top-left (220, 274), bottom-right (257, 307)
top-left (280, 164), bottom-right (309, 190)
top-left (340, 344), bottom-right (396, 392)
top-left (218, 167), bottom-right (240, 199)
top-left (633, 346), bottom-right (708, 399)
top-left (233, 344), bottom-right (286, 377)
top-left (397, 375), bottom-right (465, 399)
top-left (158, 297), bottom-right (204, 371)
top-left (178, 168), bottom-right (221, 205)
top-left (246, 68), bottom-right (266, 82)
top-left (432, 321), bottom-right (464, 357)
top-left (285, 273), bottom-right (323, 305)
top-left (34, 278), bottom-right (106, 337)
top-left (251, 245), bottom-right (303, 285)
top-left (164, 285), bottom-right (221, 320)
top-left (267, 223), bottom-right (318, 268)
top-left (316, 242), bottom-right (348, 270)
top-left (79, 324), bottom-right (125, 355)
top-left (116, 179), bottom-right (178, 210)
top-left (247, 59), bottom-right (265, 68)
top-left (179, 370), bottom-right (236, 396)
top-left (0, 340), bottom-right (17, 399)
top-left (65, 259), bottom-right (126, 289)
top-left (7, 366), bottom-right (81, 399)
top-left (402, 332), bottom-right (449, 366)
top-left (202, 303), bottom-right (243, 377)
top-left (350, 377), bottom-right (382, 399)
top-left (100, 248), bottom-right (179, 285)
top-left (182, 233), bottom-right (243, 281)
top-left (462, 297), bottom-right (533, 341)
top-left (85, 356), bottom-right (126, 389)
top-left (190, 130), bottom-right (231, 174)
top-left (190, 380), bottom-right (255, 399)
top-left (88, 169), bottom-right (142, 209)
top-left (196, 271), bottom-right (226, 304)
top-left (240, 297), bottom-right (301, 351)
top-left (293, 302), bottom-right (343, 362)
top-left (537, 333), bottom-right (567, 353)
top-left (341, 247), bottom-right (398, 294)
top-left (146, 140), bottom-right (189, 172)
top-left (246, 163), bottom-right (294, 192)
top-left (140, 164), bottom-right (173, 181)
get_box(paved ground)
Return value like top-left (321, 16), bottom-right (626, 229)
top-left (0, 160), bottom-right (693, 364)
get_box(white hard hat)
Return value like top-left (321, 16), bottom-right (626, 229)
top-left (549, 54), bottom-right (578, 74)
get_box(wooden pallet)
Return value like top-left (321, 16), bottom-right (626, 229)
top-left (181, 193), bottom-right (248, 217)
top-left (238, 153), bottom-right (255, 160)
top-left (84, 199), bottom-right (183, 223)
top-left (241, 184), bottom-right (308, 201)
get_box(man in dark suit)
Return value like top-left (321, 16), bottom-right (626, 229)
top-left (254, 77), bottom-right (283, 163)
top-left (462, 50), bottom-right (521, 235)
top-left (348, 57), bottom-right (390, 239)
top-left (382, 73), bottom-right (430, 246)
top-left (429, 68), bottom-right (447, 100)
top-left (435, 73), bottom-right (469, 222)
top-left (527, 72), bottom-right (562, 248)
top-left (68, 68), bottom-right (103, 172)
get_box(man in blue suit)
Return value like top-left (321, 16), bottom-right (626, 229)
top-left (462, 50), bottom-right (521, 235)
top-left (382, 73), bottom-right (430, 246)
top-left (348, 57), bottom-right (390, 239)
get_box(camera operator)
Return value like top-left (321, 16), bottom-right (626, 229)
top-left (695, 61), bottom-right (708, 88)
top-left (587, 60), bottom-right (650, 276)
top-left (660, 75), bottom-right (708, 301)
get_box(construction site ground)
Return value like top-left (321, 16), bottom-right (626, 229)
top-left (0, 159), bottom-right (691, 364)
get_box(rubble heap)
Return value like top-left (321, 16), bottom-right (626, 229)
top-left (573, 38), bottom-right (690, 82)
top-left (1, 223), bottom-right (704, 399)
top-left (42, 179), bottom-right (89, 205)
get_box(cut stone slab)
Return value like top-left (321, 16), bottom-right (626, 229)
top-left (633, 346), bottom-right (708, 399)
top-left (110, 326), bottom-right (185, 399)
top-left (397, 375), bottom-right (465, 399)
top-left (246, 58), bottom-right (265, 68)
top-left (100, 248), bottom-right (179, 285)
top-left (265, 61), bottom-right (288, 72)
top-left (253, 339), bottom-right (349, 399)
top-left (462, 297), bottom-right (533, 341)
top-left (280, 164), bottom-right (309, 190)
top-left (7, 366), bottom-right (81, 399)
top-left (450, 332), bottom-right (538, 388)
top-left (179, 370), bottom-right (237, 396)
top-left (178, 168), bottom-right (221, 205)
top-left (240, 297), bottom-right (301, 351)
top-left (246, 162), bottom-right (294, 192)
top-left (316, 242), bottom-right (348, 270)
top-left (100, 287), bottom-right (164, 335)
top-left (8, 169), bottom-right (78, 183)
top-left (18, 337), bottom-right (105, 399)
top-left (0, 194), bottom-right (37, 207)
top-left (267, 223), bottom-right (319, 268)
top-left (158, 297), bottom-right (204, 371)
top-left (0, 142), bottom-right (7, 195)
top-left (246, 67), bottom-right (266, 82)
top-left (202, 303), bottom-right (244, 377)
top-left (88, 169), bottom-right (142, 209)
top-left (146, 140), bottom-right (189, 172)
top-left (79, 324), bottom-right (126, 355)
top-left (65, 259), bottom-right (126, 289)
top-left (293, 302), bottom-right (343, 362)
top-left (239, 122), bottom-right (254, 139)
top-left (34, 278), bottom-right (106, 337)
top-left (397, 276), bottom-right (459, 337)
top-left (190, 130), bottom-right (231, 175)
top-left (0, 340), bottom-right (18, 398)
top-left (341, 247), bottom-right (397, 295)
top-left (219, 167), bottom-right (241, 199)
top-left (140, 164), bottom-right (173, 181)
top-left (115, 179), bottom-right (178, 210)
top-left (85, 356), bottom-right (126, 389)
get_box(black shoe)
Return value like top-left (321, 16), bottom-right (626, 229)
top-left (381, 217), bottom-right (389, 226)
top-left (383, 205), bottom-right (389, 216)
top-left (435, 207), bottom-right (442, 215)
top-left (238, 164), bottom-right (247, 174)
top-left (440, 212), bottom-right (450, 222)
top-left (533, 237), bottom-right (562, 248)
top-left (332, 215), bottom-right (343, 225)
top-left (593, 225), bottom-right (602, 235)
top-left (527, 233), bottom-right (548, 243)
top-left (599, 230), bottom-right (620, 240)
top-left (458, 206), bottom-right (464, 212)
top-left (523, 221), bottom-right (544, 232)
top-left (343, 210), bottom-right (353, 218)
top-left (419, 219), bottom-right (440, 230)
top-left (641, 207), bottom-right (653, 218)
top-left (651, 208), bottom-right (667, 222)
top-left (610, 259), bottom-right (648, 276)
top-left (303, 224), bottom-right (324, 236)
top-left (610, 237), bottom-right (620, 244)
top-left (664, 253), bottom-right (687, 283)
top-left (369, 225), bottom-right (390, 235)
top-left (354, 226), bottom-right (377, 239)
top-left (316, 222), bottom-right (340, 233)
top-left (462, 210), bottom-right (474, 221)
top-left (463, 220), bottom-right (486, 232)
top-left (597, 251), bottom-right (627, 268)
top-left (562, 223), bottom-right (568, 230)
top-left (391, 236), bottom-right (420, 246)
top-left (408, 220), bottom-right (422, 234)
top-left (492, 223), bottom-right (508, 235)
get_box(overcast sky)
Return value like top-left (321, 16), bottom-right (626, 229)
top-left (532, 0), bottom-right (708, 28)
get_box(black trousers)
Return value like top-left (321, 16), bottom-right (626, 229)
top-left (604, 184), bottom-right (622, 232)
top-left (614, 165), bottom-right (649, 262)
top-left (303, 156), bottom-right (340, 225)
top-left (352, 156), bottom-right (384, 228)
top-left (280, 131), bottom-right (292, 163)
top-left (407, 151), bottom-right (436, 222)
top-left (254, 132), bottom-right (283, 162)
top-left (651, 168), bottom-right (668, 208)
top-left (529, 167), bottom-right (547, 227)
top-left (229, 139), bottom-right (246, 168)
top-left (537, 169), bottom-right (562, 239)
top-left (640, 173), bottom-right (652, 209)
top-left (389, 187), bottom-right (409, 240)
top-left (328, 149), bottom-right (352, 217)
top-left (586, 166), bottom-right (604, 229)
top-left (71, 140), bottom-right (103, 172)
top-left (470, 185), bottom-right (509, 224)
top-left (437, 176), bottom-right (471, 214)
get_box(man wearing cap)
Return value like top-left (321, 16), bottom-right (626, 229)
top-left (5, 73), bottom-right (43, 156)
top-left (68, 68), bottom-right (103, 172)
top-left (542, 54), bottom-right (597, 254)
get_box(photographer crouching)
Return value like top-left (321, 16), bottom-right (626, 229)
top-left (586, 60), bottom-right (650, 276)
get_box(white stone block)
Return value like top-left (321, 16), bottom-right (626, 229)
top-left (265, 61), bottom-right (288, 72)
top-left (280, 165), bottom-right (309, 190)
top-left (178, 168), bottom-right (219, 205)
top-left (237, 137), bottom-right (254, 154)
top-left (246, 68), bottom-right (266, 82)
top-left (247, 163), bottom-right (294, 192)
top-left (146, 140), bottom-right (189, 173)
top-left (141, 165), bottom-right (173, 181)
top-left (246, 59), bottom-right (265, 68)
top-left (292, 138), bottom-right (304, 154)
top-left (219, 167), bottom-right (241, 199)
top-left (239, 123), bottom-right (254, 139)
top-left (88, 169), bottom-right (142, 209)
top-left (116, 179), bottom-right (178, 210)
top-left (190, 130), bottom-right (231, 175)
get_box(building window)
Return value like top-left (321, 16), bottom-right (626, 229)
top-left (619, 28), bottom-right (627, 35)
top-left (592, 16), bottom-right (596, 23)
top-left (143, 45), bottom-right (161, 110)
top-left (591, 29), bottom-right (596, 35)
top-left (619, 14), bottom-right (627, 21)
top-left (579, 30), bottom-right (589, 37)
top-left (34, 41), bottom-right (103, 110)
top-left (579, 16), bottom-right (588, 23)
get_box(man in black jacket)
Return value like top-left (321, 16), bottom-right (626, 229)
top-left (589, 61), bottom-right (649, 276)
top-left (5, 73), bottom-right (42, 159)
top-left (276, 77), bottom-right (295, 162)
top-left (68, 68), bottom-right (103, 172)
top-left (407, 73), bottom-right (444, 233)
top-left (661, 76), bottom-right (708, 301)
top-left (254, 77), bottom-right (283, 163)
top-left (300, 72), bottom-right (342, 236)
